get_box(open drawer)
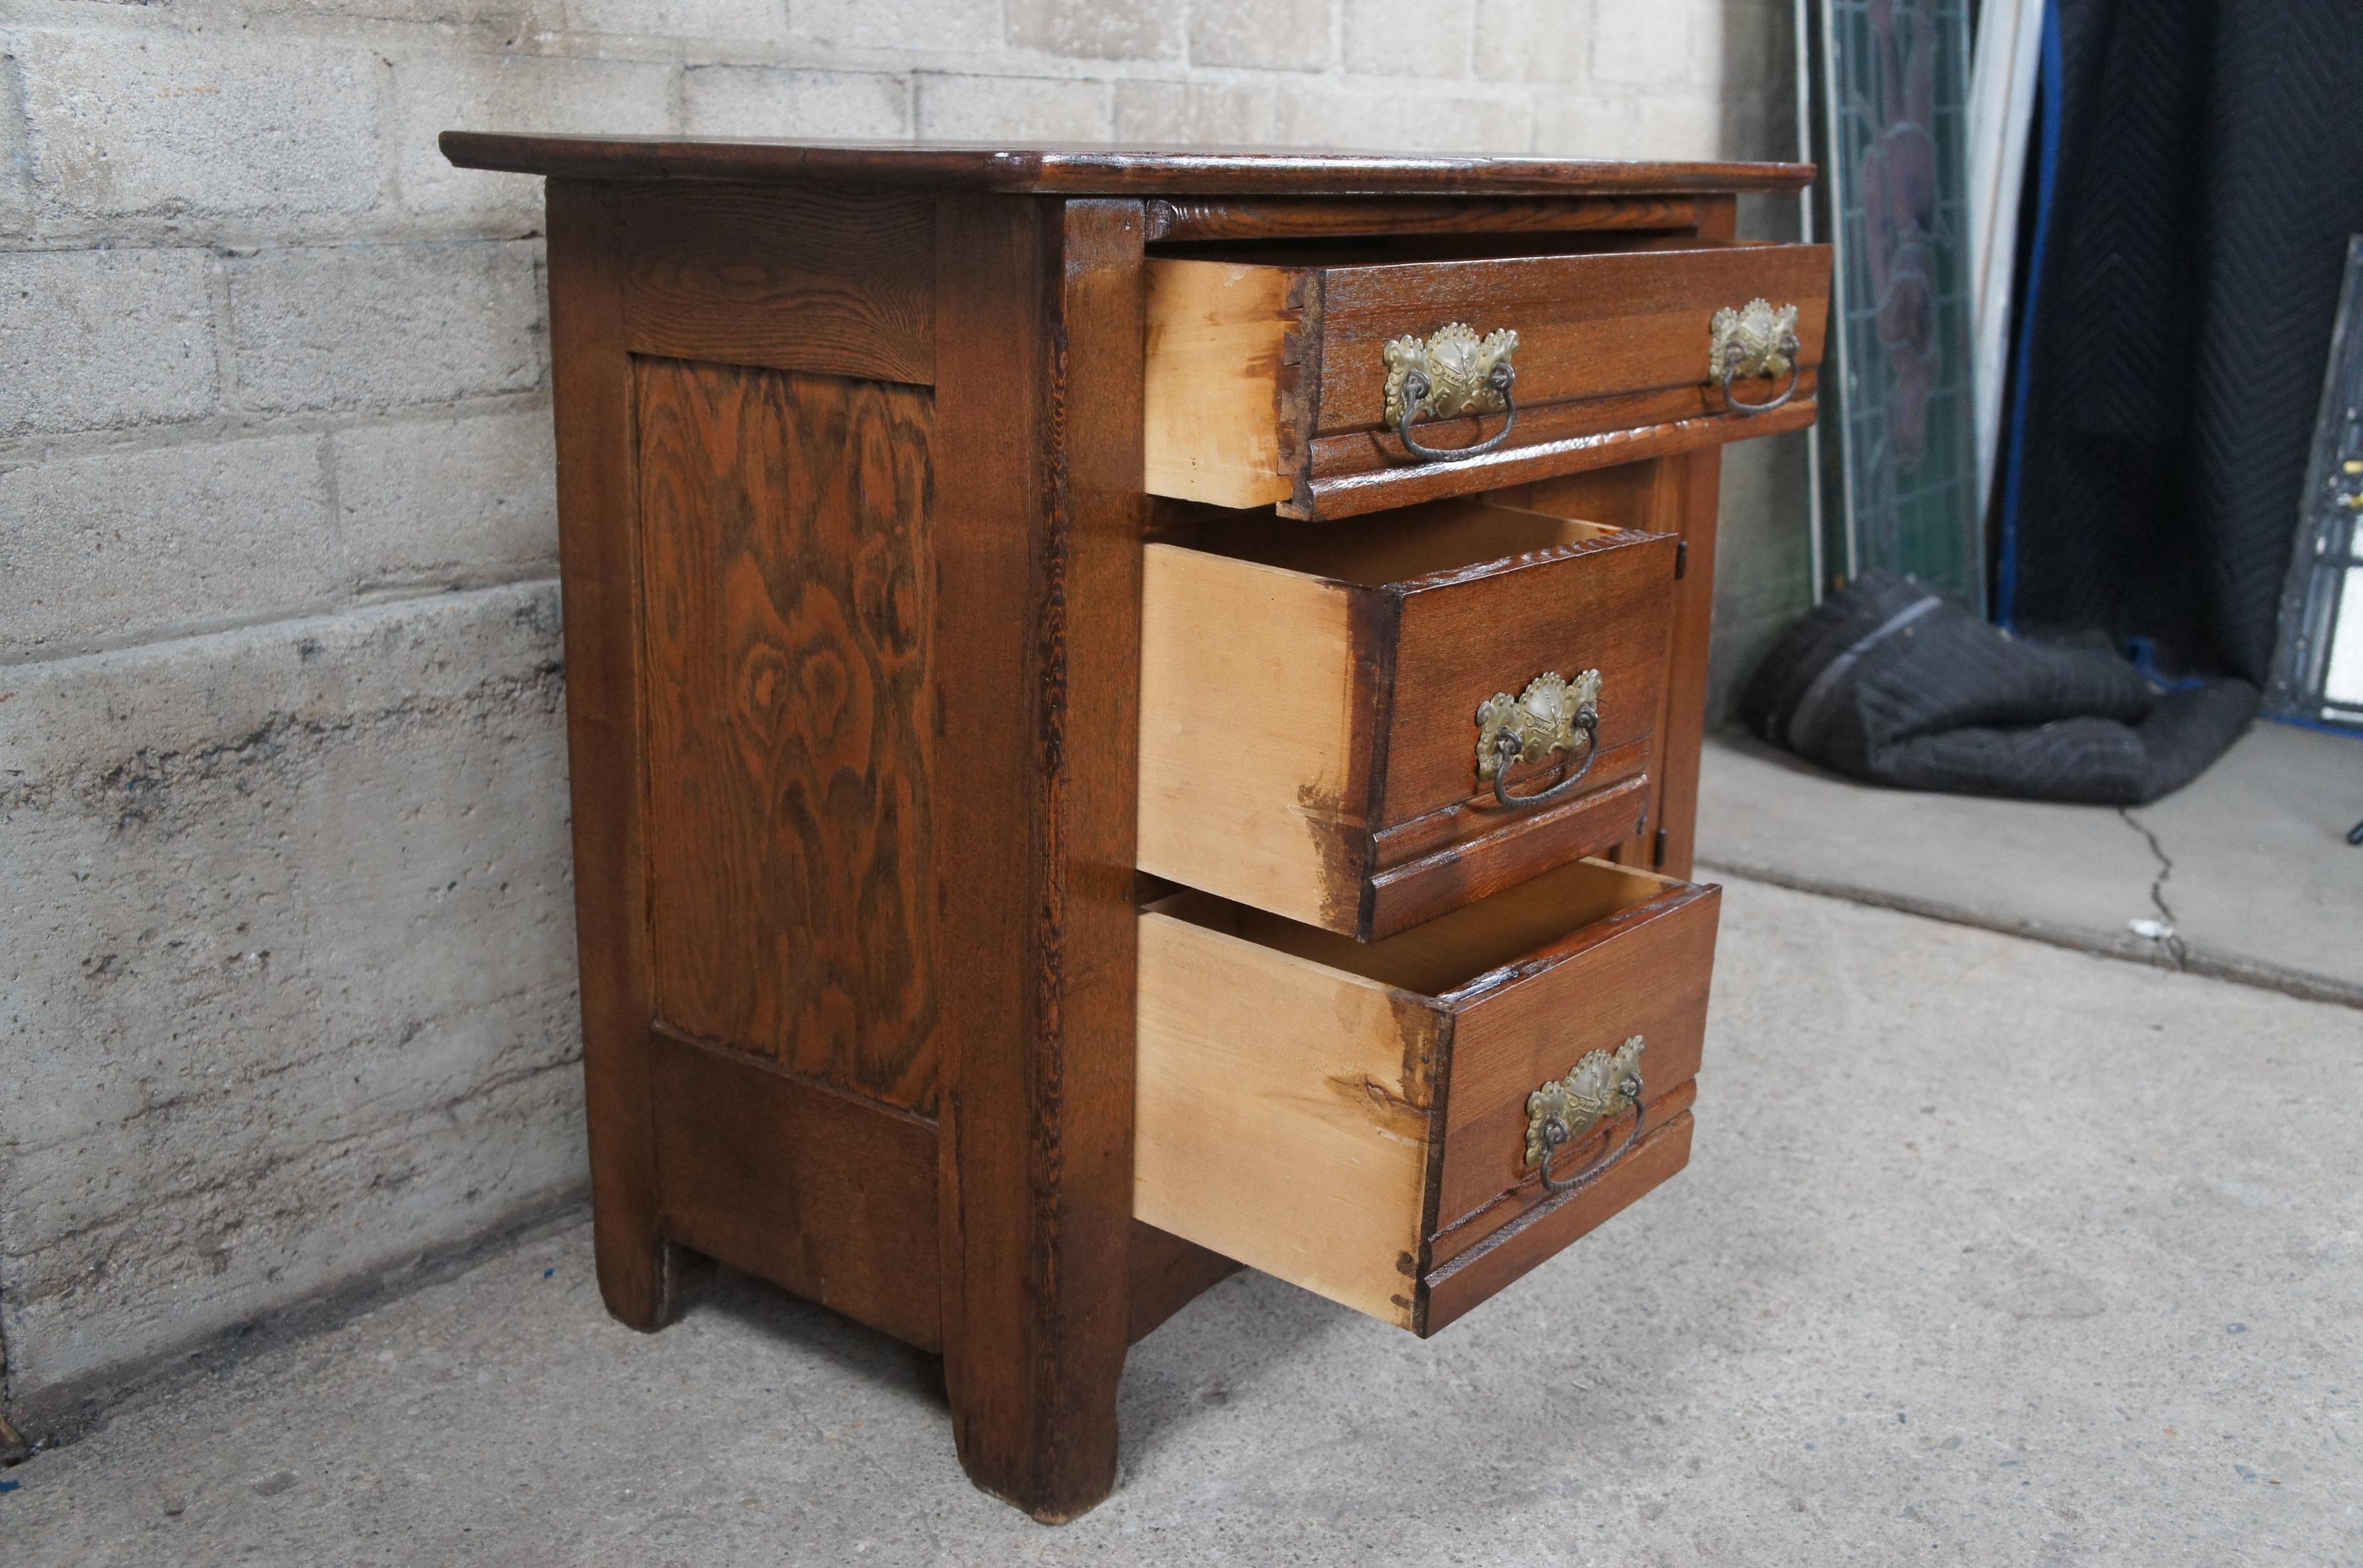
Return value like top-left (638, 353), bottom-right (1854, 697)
top-left (1140, 496), bottom-right (1676, 940)
top-left (1136, 856), bottom-right (1719, 1336)
top-left (1143, 240), bottom-right (1831, 519)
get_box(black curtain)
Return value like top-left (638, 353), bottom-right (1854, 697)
top-left (2004, 0), bottom-right (2363, 682)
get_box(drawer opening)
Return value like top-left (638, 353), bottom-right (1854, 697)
top-left (1167, 495), bottom-right (1642, 591)
top-left (1146, 856), bottom-right (1681, 1003)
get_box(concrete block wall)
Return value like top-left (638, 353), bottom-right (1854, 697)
top-left (0, 0), bottom-right (1804, 1430)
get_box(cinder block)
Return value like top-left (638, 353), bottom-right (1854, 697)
top-left (1589, 0), bottom-right (1717, 87)
top-left (1005, 0), bottom-right (1182, 62)
top-left (555, 0), bottom-right (784, 36)
top-left (1274, 86), bottom-right (1529, 155)
top-left (1187, 0), bottom-right (1334, 72)
top-left (915, 74), bottom-right (1109, 142)
top-left (682, 67), bottom-right (911, 140)
top-left (0, 248), bottom-right (216, 438)
top-left (13, 29), bottom-right (382, 222)
top-left (1537, 92), bottom-right (1719, 160)
top-left (396, 50), bottom-right (677, 225)
top-left (1113, 81), bottom-right (1278, 146)
top-left (1342, 0), bottom-right (1474, 78)
top-left (1472, 0), bottom-right (1590, 84)
top-left (791, 0), bottom-right (999, 52)
top-left (228, 240), bottom-right (544, 414)
top-left (334, 403), bottom-right (559, 589)
top-left (0, 434), bottom-right (344, 660)
top-left (0, 583), bottom-right (584, 1403)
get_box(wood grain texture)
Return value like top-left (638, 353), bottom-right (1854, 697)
top-left (444, 134), bottom-right (1818, 196)
top-left (1135, 858), bottom-right (1719, 1337)
top-left (1138, 501), bottom-right (1676, 939)
top-left (931, 196), bottom-right (1146, 1523)
top-left (623, 183), bottom-right (934, 385)
top-left (1312, 244), bottom-right (1834, 432)
top-left (1136, 542), bottom-right (1362, 930)
top-left (1299, 391), bottom-right (1817, 520)
top-left (1144, 195), bottom-right (1701, 242)
top-left (1421, 1109), bottom-right (1695, 1335)
top-left (1135, 898), bottom-right (1444, 1330)
top-left (636, 356), bottom-right (940, 1112)
top-left (1140, 260), bottom-right (1298, 506)
top-left (543, 179), bottom-right (687, 1332)
top-left (650, 1026), bottom-right (942, 1350)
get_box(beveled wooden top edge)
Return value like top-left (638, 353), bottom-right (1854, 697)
top-left (440, 134), bottom-right (1817, 196)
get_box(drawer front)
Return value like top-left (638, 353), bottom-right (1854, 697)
top-left (1138, 501), bottom-right (1677, 940)
top-left (1143, 242), bottom-right (1832, 518)
top-left (1134, 858), bottom-right (1719, 1336)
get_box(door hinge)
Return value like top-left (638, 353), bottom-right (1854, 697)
top-left (1652, 828), bottom-right (1669, 867)
top-left (1674, 540), bottom-right (1689, 579)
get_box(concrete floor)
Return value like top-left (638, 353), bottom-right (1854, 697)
top-left (7, 877), bottom-right (2359, 1566)
top-left (1697, 721), bottom-right (2363, 1007)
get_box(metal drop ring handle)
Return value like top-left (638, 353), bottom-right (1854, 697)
top-left (1489, 710), bottom-right (1599, 809)
top-left (1717, 336), bottom-right (1801, 414)
top-left (1395, 362), bottom-right (1519, 462)
top-left (1538, 1072), bottom-right (1644, 1194)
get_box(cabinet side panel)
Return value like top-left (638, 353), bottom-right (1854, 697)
top-left (636, 356), bottom-right (940, 1113)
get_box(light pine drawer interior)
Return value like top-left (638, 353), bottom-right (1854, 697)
top-left (1135, 856), bottom-right (1719, 1336)
top-left (1142, 240), bottom-right (1833, 518)
top-left (1139, 496), bottom-right (1677, 940)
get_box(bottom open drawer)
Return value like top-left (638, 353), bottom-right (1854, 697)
top-left (1136, 857), bottom-right (1719, 1335)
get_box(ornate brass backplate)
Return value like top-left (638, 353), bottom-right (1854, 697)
top-left (1383, 322), bottom-right (1520, 426)
top-left (1709, 297), bottom-right (1800, 381)
top-left (1524, 1035), bottom-right (1646, 1169)
top-left (1475, 669), bottom-right (1601, 783)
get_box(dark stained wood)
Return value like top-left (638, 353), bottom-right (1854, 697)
top-left (1426, 879), bottom-right (1721, 1260)
top-left (1311, 244), bottom-right (1833, 433)
top-left (931, 196), bottom-right (1147, 1523)
top-left (444, 133), bottom-right (1817, 197)
top-left (1366, 771), bottom-right (1651, 937)
top-left (1421, 1109), bottom-right (1696, 1334)
top-left (1654, 446), bottom-right (1725, 879)
top-left (1144, 194), bottom-right (1701, 243)
top-left (542, 179), bottom-right (689, 1332)
top-left (636, 357), bottom-right (940, 1112)
top-left (650, 1026), bottom-right (943, 1350)
top-left (1301, 387), bottom-right (1817, 520)
top-left (622, 183), bottom-right (935, 384)
top-left (1127, 1220), bottom-right (1241, 1343)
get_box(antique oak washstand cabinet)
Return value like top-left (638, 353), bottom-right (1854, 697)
top-left (440, 134), bottom-right (1828, 1521)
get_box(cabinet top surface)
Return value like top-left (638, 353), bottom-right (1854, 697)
top-left (440, 134), bottom-right (1814, 196)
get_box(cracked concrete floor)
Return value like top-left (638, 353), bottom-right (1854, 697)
top-left (7, 878), bottom-right (2360, 1566)
top-left (1697, 721), bottom-right (2363, 1007)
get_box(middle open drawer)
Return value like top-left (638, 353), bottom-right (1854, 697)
top-left (1139, 497), bottom-right (1678, 940)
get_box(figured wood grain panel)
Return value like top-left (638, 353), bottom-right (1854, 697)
top-left (1135, 905), bottom-right (1443, 1330)
top-left (649, 1026), bottom-right (942, 1350)
top-left (1314, 244), bottom-right (1833, 432)
top-left (636, 356), bottom-right (938, 1112)
top-left (1136, 542), bottom-right (1363, 930)
top-left (1141, 259), bottom-right (1300, 507)
top-left (622, 183), bottom-right (934, 384)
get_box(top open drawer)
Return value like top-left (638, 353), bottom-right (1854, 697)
top-left (1143, 242), bottom-right (1833, 519)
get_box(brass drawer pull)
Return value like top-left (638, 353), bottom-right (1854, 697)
top-left (1526, 1036), bottom-right (1646, 1195)
top-left (1711, 298), bottom-right (1802, 414)
top-left (1476, 669), bottom-right (1601, 809)
top-left (1383, 322), bottom-right (1519, 462)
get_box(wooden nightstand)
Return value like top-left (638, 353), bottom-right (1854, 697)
top-left (439, 136), bottom-right (1827, 1522)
